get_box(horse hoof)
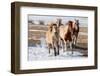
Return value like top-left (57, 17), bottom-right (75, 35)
top-left (58, 52), bottom-right (59, 55)
top-left (54, 54), bottom-right (57, 56)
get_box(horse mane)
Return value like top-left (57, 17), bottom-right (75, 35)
top-left (47, 23), bottom-right (58, 33)
top-left (68, 21), bottom-right (73, 28)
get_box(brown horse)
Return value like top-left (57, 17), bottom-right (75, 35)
top-left (46, 22), bottom-right (59, 56)
top-left (59, 21), bottom-right (73, 53)
top-left (72, 19), bottom-right (79, 46)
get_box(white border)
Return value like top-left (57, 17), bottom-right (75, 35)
top-left (20, 7), bottom-right (95, 70)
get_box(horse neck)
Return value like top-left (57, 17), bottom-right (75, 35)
top-left (64, 25), bottom-right (69, 34)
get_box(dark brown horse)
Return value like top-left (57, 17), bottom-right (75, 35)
top-left (72, 19), bottom-right (79, 46)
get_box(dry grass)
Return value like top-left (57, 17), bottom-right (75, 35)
top-left (79, 27), bottom-right (88, 33)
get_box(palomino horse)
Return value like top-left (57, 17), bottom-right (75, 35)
top-left (46, 22), bottom-right (59, 56)
top-left (72, 19), bottom-right (79, 46)
top-left (59, 21), bottom-right (73, 53)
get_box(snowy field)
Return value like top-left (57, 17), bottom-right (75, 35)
top-left (28, 38), bottom-right (87, 61)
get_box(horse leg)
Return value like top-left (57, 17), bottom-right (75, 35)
top-left (69, 41), bottom-right (73, 54)
top-left (49, 47), bottom-right (50, 54)
top-left (54, 47), bottom-right (57, 56)
top-left (55, 42), bottom-right (59, 56)
top-left (59, 38), bottom-right (62, 48)
top-left (75, 34), bottom-right (78, 46)
top-left (62, 40), bottom-right (65, 52)
top-left (72, 35), bottom-right (76, 46)
top-left (74, 37), bottom-right (77, 48)
top-left (57, 44), bottom-right (59, 55)
top-left (74, 33), bottom-right (78, 46)
top-left (74, 37), bottom-right (77, 45)
top-left (48, 44), bottom-right (51, 54)
top-left (70, 41), bottom-right (72, 50)
top-left (72, 35), bottom-right (76, 49)
top-left (65, 42), bottom-right (67, 52)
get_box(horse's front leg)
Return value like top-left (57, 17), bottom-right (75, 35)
top-left (70, 41), bottom-right (72, 50)
top-left (49, 47), bottom-right (50, 54)
top-left (74, 34), bottom-right (78, 46)
top-left (65, 42), bottom-right (67, 52)
top-left (57, 43), bottom-right (59, 55)
top-left (62, 40), bottom-right (65, 52)
top-left (75, 34), bottom-right (78, 46)
top-left (48, 44), bottom-right (51, 54)
top-left (74, 37), bottom-right (76, 46)
top-left (54, 47), bottom-right (57, 56)
top-left (69, 41), bottom-right (73, 54)
top-left (53, 41), bottom-right (57, 56)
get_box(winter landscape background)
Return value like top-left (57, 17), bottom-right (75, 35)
top-left (28, 15), bottom-right (88, 61)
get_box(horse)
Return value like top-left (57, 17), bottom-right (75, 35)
top-left (46, 22), bottom-right (59, 56)
top-left (59, 21), bottom-right (73, 53)
top-left (72, 19), bottom-right (79, 46)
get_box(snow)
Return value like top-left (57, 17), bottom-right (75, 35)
top-left (28, 37), bottom-right (86, 61)
top-left (28, 38), bottom-right (86, 61)
top-left (28, 46), bottom-right (86, 61)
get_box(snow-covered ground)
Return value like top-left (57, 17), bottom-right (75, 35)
top-left (28, 46), bottom-right (86, 61)
top-left (28, 37), bottom-right (87, 61)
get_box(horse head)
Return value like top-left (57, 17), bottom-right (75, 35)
top-left (75, 19), bottom-right (79, 25)
top-left (67, 21), bottom-right (74, 35)
top-left (52, 23), bottom-right (58, 34)
top-left (56, 18), bottom-right (62, 27)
